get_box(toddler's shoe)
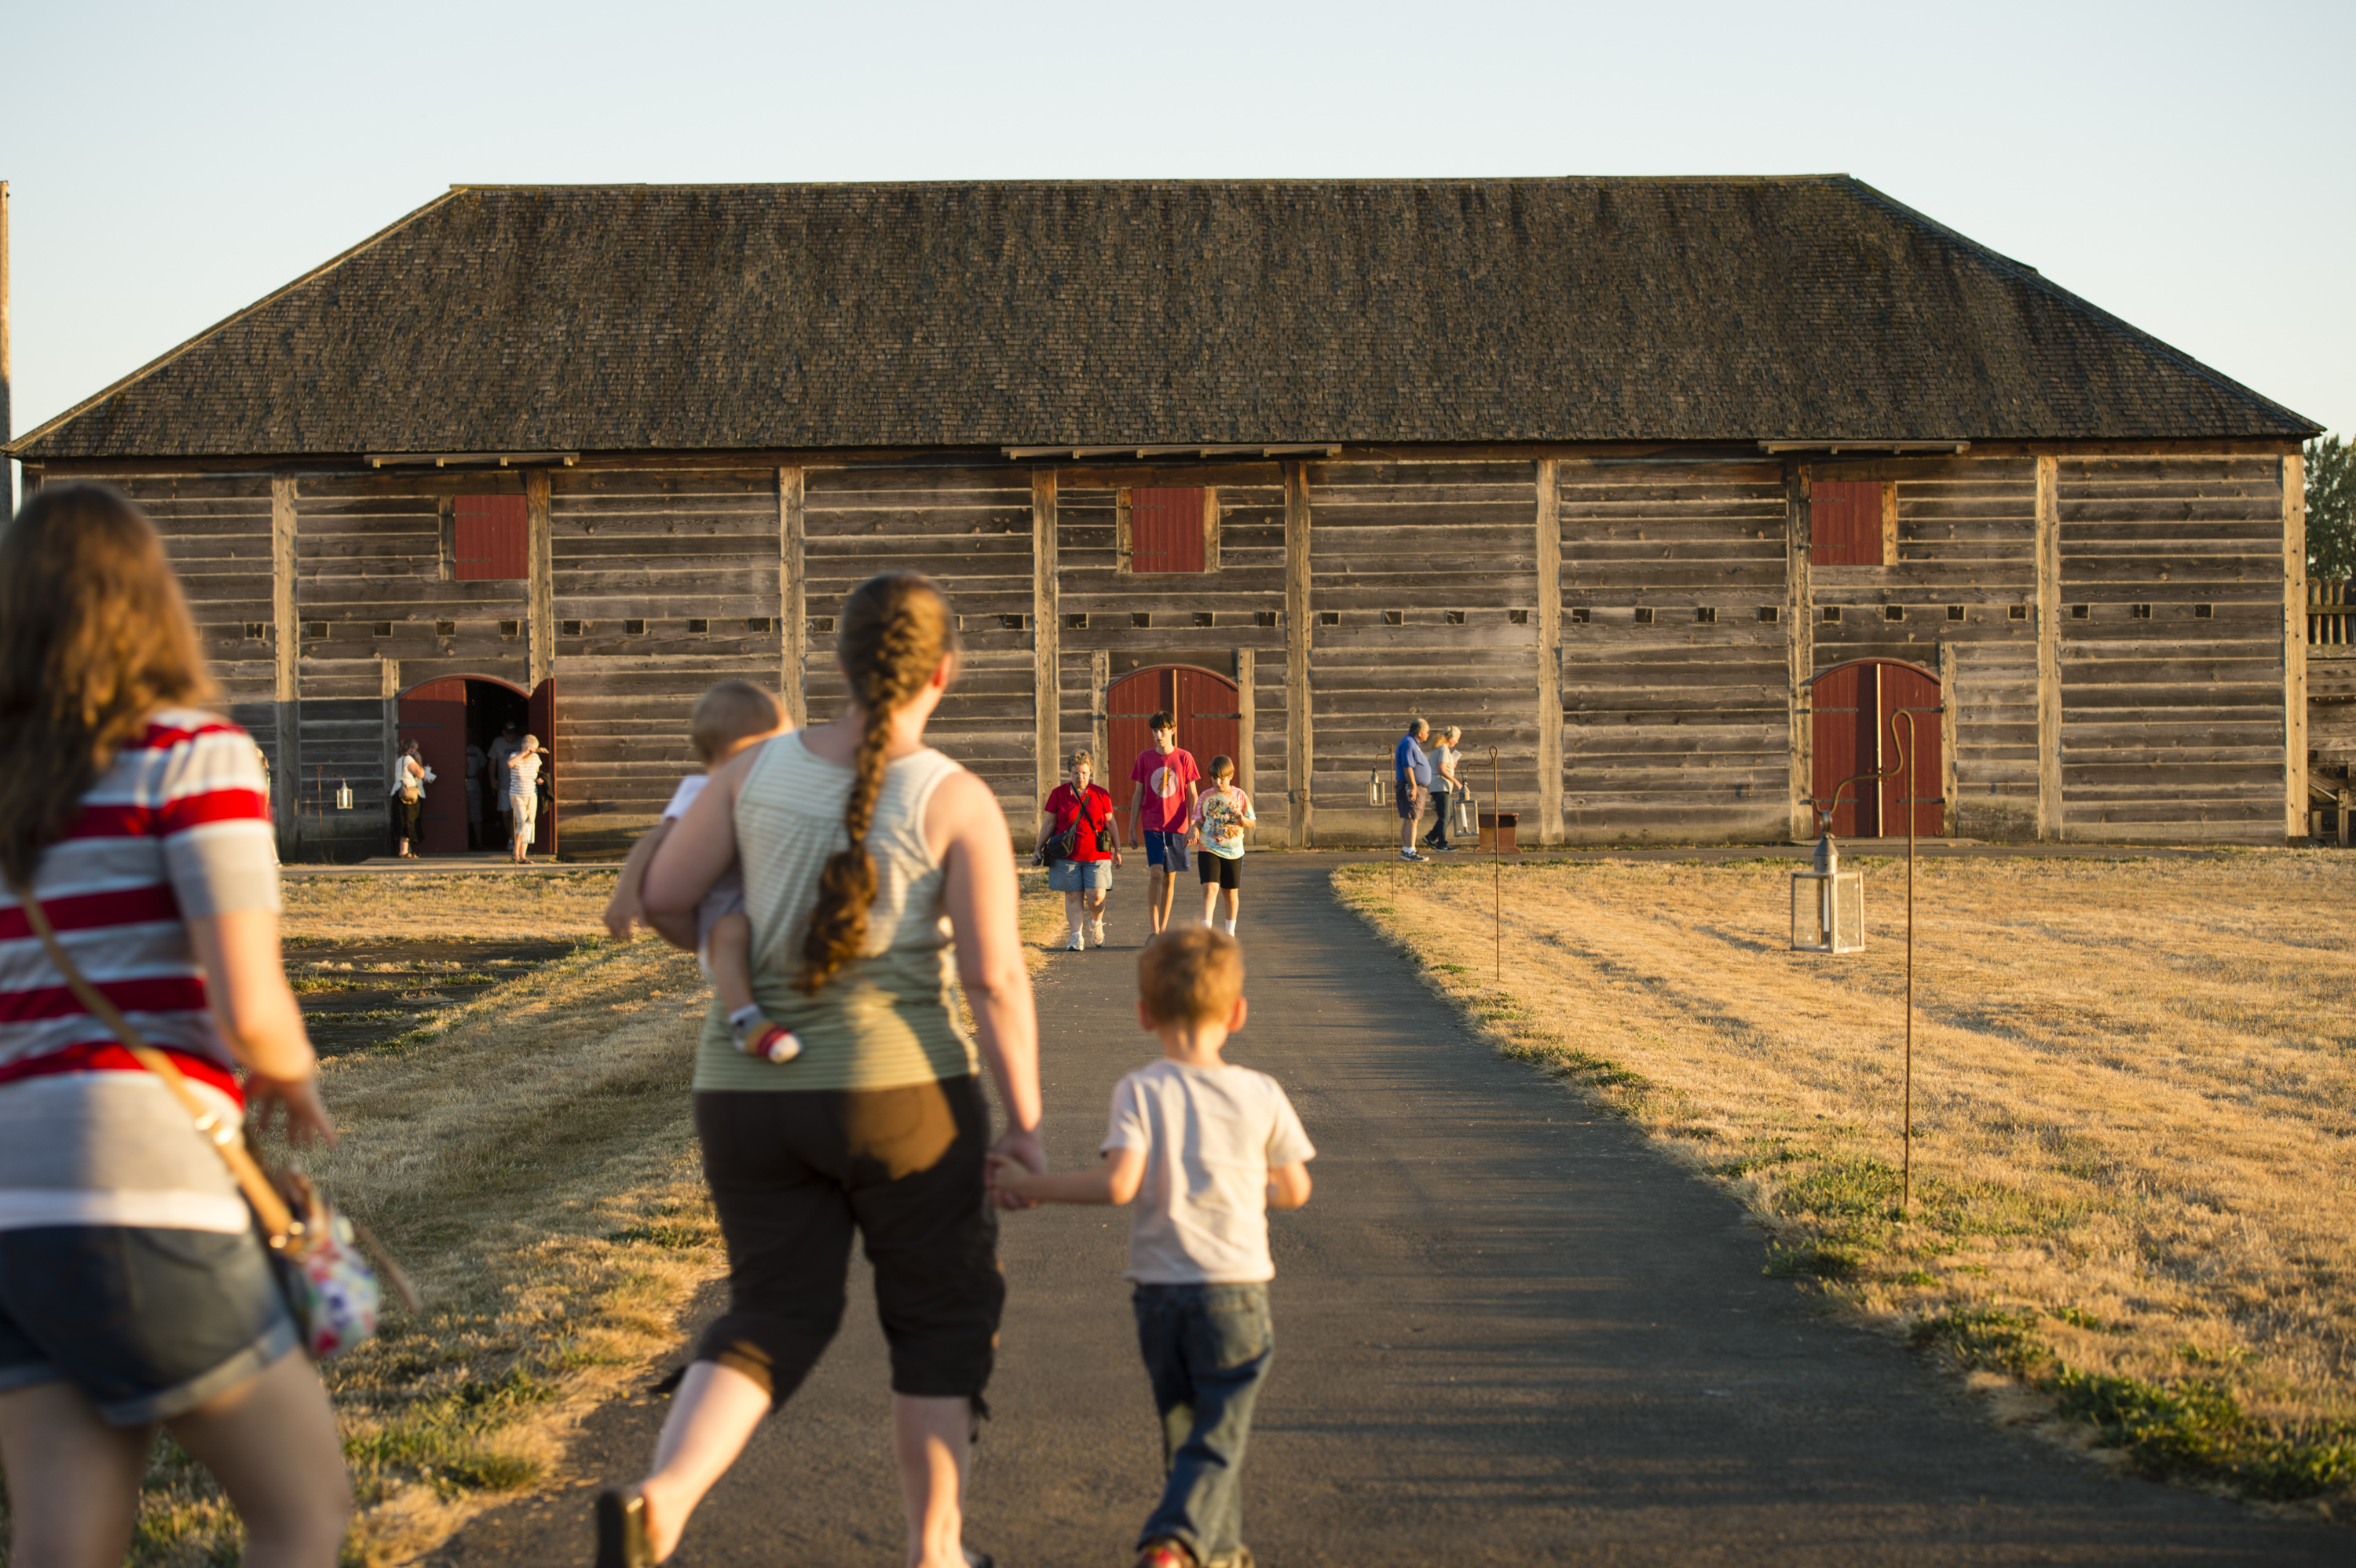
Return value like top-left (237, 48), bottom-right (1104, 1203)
top-left (749, 1025), bottom-right (801, 1064)
top-left (1136, 1541), bottom-right (1196, 1568)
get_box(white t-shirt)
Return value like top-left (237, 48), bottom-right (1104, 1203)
top-left (662, 775), bottom-right (708, 821)
top-left (660, 773), bottom-right (744, 956)
top-left (1102, 1058), bottom-right (1315, 1285)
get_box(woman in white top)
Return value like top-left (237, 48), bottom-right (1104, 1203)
top-left (390, 740), bottom-right (435, 860)
top-left (506, 735), bottom-right (543, 864)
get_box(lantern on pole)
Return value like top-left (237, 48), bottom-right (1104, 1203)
top-left (1366, 769), bottom-right (1384, 807)
top-left (335, 777), bottom-right (354, 811)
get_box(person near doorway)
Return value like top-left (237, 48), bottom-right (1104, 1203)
top-left (487, 721), bottom-right (519, 847)
top-left (1041, 747), bottom-right (1121, 950)
top-left (1394, 718), bottom-right (1432, 862)
top-left (1191, 754), bottom-right (1254, 936)
top-left (1422, 726), bottom-right (1463, 853)
top-left (1129, 712), bottom-right (1201, 937)
top-left (390, 740), bottom-right (435, 860)
top-left (464, 739), bottom-right (487, 851)
top-left (506, 735), bottom-right (543, 864)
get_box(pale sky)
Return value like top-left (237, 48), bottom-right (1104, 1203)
top-left (6, 0), bottom-right (2351, 489)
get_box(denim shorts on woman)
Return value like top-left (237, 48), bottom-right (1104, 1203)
top-left (1048, 857), bottom-right (1114, 892)
top-left (0, 1223), bottom-right (298, 1424)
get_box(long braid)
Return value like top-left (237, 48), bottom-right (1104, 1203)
top-left (797, 573), bottom-right (956, 996)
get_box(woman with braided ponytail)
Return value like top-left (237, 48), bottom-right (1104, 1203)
top-left (613, 572), bottom-right (1043, 1568)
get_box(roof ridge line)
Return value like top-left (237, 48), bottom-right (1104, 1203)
top-left (437, 174), bottom-right (1860, 192)
top-left (1838, 177), bottom-right (2320, 433)
top-left (7, 187), bottom-right (471, 458)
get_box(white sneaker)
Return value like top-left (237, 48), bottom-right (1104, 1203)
top-left (1066, 931), bottom-right (1085, 951)
top-left (1089, 919), bottom-right (1107, 947)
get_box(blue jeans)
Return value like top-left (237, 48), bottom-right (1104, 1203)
top-left (1132, 1282), bottom-right (1274, 1562)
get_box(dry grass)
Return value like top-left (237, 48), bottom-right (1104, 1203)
top-left (1336, 853), bottom-right (2356, 1512)
top-left (280, 868), bottom-right (622, 942)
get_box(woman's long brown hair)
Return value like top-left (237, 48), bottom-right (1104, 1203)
top-left (797, 572), bottom-right (957, 995)
top-left (0, 485), bottom-right (217, 884)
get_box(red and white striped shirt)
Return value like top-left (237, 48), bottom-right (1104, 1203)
top-left (0, 709), bottom-right (279, 1234)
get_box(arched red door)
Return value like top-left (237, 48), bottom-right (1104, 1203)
top-left (1808, 659), bottom-right (1941, 837)
top-left (1107, 667), bottom-right (1241, 800)
top-left (397, 675), bottom-right (547, 854)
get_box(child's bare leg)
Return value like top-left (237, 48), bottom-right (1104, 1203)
top-left (1221, 886), bottom-right (1240, 930)
top-left (1200, 875), bottom-right (1218, 926)
top-left (712, 911), bottom-right (799, 1062)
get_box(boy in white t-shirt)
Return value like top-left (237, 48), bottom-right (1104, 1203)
top-left (602, 680), bottom-right (799, 1062)
top-left (990, 928), bottom-right (1313, 1568)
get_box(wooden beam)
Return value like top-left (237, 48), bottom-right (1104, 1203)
top-left (271, 476), bottom-right (299, 855)
top-left (780, 466), bottom-right (807, 726)
top-left (1879, 481), bottom-right (1898, 566)
top-left (1235, 648), bottom-right (1257, 798)
top-left (2036, 455), bottom-right (2063, 841)
top-left (1785, 462), bottom-right (1814, 840)
top-left (2285, 451), bottom-right (2309, 842)
top-left (1284, 460), bottom-right (1314, 848)
top-left (381, 657), bottom-right (401, 842)
top-left (1032, 469), bottom-right (1060, 821)
top-left (1533, 458), bottom-right (1563, 843)
top-left (1090, 650), bottom-right (1110, 791)
top-left (525, 468), bottom-right (554, 691)
top-left (1938, 640), bottom-right (1959, 838)
top-left (1202, 486), bottom-right (1221, 574)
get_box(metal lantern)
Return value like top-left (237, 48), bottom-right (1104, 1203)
top-left (1367, 769), bottom-right (1384, 806)
top-left (335, 778), bottom-right (354, 810)
top-left (1455, 791), bottom-right (1477, 836)
top-left (1790, 817), bottom-right (1864, 953)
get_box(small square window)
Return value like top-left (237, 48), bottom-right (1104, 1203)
top-left (687, 618), bottom-right (709, 634)
top-left (624, 619), bottom-right (646, 635)
top-left (1947, 605), bottom-right (1965, 622)
top-left (1444, 609), bottom-right (1466, 625)
top-left (1383, 610), bottom-right (1404, 626)
top-left (1757, 606), bottom-right (1779, 623)
top-left (1822, 607), bottom-right (1842, 623)
top-left (744, 616), bottom-right (772, 633)
top-left (1066, 612), bottom-right (1088, 630)
top-left (1318, 611), bottom-right (1339, 627)
top-left (1696, 607), bottom-right (1717, 624)
top-left (1255, 611), bottom-right (1278, 627)
top-left (1633, 607), bottom-right (1655, 625)
top-left (1194, 612), bottom-right (1215, 628)
top-left (240, 622), bottom-right (262, 640)
top-left (499, 620), bottom-right (521, 638)
top-left (371, 620), bottom-right (393, 638)
top-left (1001, 614), bottom-right (1025, 630)
top-left (1570, 606), bottom-right (1590, 623)
top-left (2009, 604), bottom-right (2029, 621)
top-left (1132, 612), bottom-right (1152, 629)
top-left (560, 620), bottom-right (582, 637)
top-left (2194, 604), bottom-right (2214, 620)
top-left (1509, 609), bottom-right (1530, 625)
top-left (2070, 604), bottom-right (2090, 620)
top-left (437, 620), bottom-right (458, 637)
top-left (2130, 604), bottom-right (2151, 620)
top-left (1883, 605), bottom-right (1904, 622)
top-left (304, 620), bottom-right (328, 639)
top-left (813, 616), bottom-right (836, 633)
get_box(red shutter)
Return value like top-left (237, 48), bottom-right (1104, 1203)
top-left (455, 495), bottom-right (529, 580)
top-left (1809, 481), bottom-right (1884, 567)
top-left (1131, 488), bottom-right (1205, 574)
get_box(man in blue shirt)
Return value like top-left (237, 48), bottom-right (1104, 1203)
top-left (1393, 718), bottom-right (1432, 862)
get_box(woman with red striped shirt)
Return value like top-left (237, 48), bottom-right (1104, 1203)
top-left (0, 486), bottom-right (351, 1566)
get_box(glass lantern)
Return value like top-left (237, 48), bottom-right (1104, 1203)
top-left (335, 779), bottom-right (354, 810)
top-left (1791, 821), bottom-right (1864, 953)
top-left (1455, 791), bottom-right (1477, 836)
top-left (1367, 769), bottom-right (1384, 806)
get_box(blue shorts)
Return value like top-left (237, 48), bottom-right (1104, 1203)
top-left (1049, 857), bottom-right (1114, 892)
top-left (1142, 830), bottom-right (1191, 869)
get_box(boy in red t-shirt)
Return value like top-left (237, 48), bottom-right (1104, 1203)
top-left (1128, 711), bottom-right (1202, 937)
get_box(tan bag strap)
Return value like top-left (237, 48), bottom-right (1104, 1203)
top-left (5, 874), bottom-right (298, 1242)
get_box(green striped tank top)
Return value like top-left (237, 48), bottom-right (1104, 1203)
top-left (692, 732), bottom-right (979, 1092)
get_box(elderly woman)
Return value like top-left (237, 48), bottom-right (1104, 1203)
top-left (1423, 726), bottom-right (1464, 853)
top-left (507, 734), bottom-right (543, 864)
top-left (1040, 747), bottom-right (1121, 949)
top-left (0, 484), bottom-right (350, 1565)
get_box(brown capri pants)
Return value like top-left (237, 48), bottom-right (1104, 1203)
top-left (692, 1076), bottom-right (1003, 1408)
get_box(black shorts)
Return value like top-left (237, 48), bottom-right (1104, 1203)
top-left (693, 1076), bottom-right (1003, 1407)
top-left (0, 1224), bottom-right (297, 1424)
top-left (1196, 851), bottom-right (1242, 889)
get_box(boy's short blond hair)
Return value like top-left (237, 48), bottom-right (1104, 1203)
top-left (1137, 927), bottom-right (1244, 1026)
top-left (690, 680), bottom-right (785, 765)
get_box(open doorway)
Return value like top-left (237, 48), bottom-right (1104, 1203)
top-left (396, 676), bottom-right (544, 854)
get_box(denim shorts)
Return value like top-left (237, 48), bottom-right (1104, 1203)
top-left (1048, 857), bottom-right (1114, 892)
top-left (0, 1224), bottom-right (298, 1424)
top-left (1142, 830), bottom-right (1191, 869)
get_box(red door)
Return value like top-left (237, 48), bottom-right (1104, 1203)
top-left (1809, 659), bottom-right (1941, 837)
top-left (1107, 666), bottom-right (1241, 806)
top-left (528, 678), bottom-right (558, 857)
top-left (397, 679), bottom-right (469, 853)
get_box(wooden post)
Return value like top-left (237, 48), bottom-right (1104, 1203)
top-left (1937, 641), bottom-right (1959, 838)
top-left (1090, 650), bottom-right (1110, 792)
top-left (381, 658), bottom-right (402, 850)
top-left (779, 466), bottom-right (807, 726)
top-left (1202, 487), bottom-right (1221, 573)
top-left (2285, 452), bottom-right (2310, 844)
top-left (1235, 649), bottom-right (1257, 797)
top-left (271, 476), bottom-right (300, 854)
top-left (525, 468), bottom-right (554, 692)
top-left (1032, 469), bottom-right (1060, 821)
top-left (1284, 460), bottom-right (1314, 848)
top-left (1784, 462), bottom-right (1814, 840)
top-left (2035, 455), bottom-right (2063, 841)
top-left (1, 181), bottom-right (10, 513)
top-left (1533, 459), bottom-right (1563, 844)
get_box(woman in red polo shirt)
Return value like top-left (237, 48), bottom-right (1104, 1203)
top-left (1041, 748), bottom-right (1122, 950)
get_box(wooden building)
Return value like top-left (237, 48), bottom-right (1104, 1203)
top-left (5, 178), bottom-right (2320, 856)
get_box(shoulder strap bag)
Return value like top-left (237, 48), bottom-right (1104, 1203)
top-left (5, 875), bottom-right (418, 1357)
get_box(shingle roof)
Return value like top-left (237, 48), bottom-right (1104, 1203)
top-left (12, 177), bottom-right (2318, 459)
